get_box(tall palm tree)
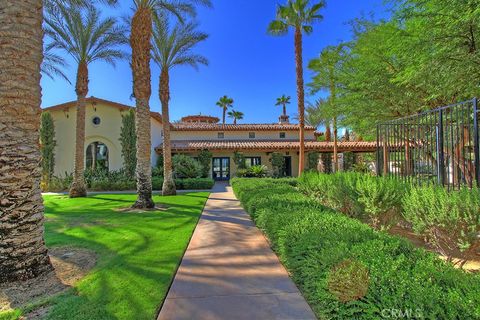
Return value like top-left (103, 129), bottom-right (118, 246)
top-left (0, 0), bottom-right (53, 282)
top-left (130, 0), bottom-right (211, 208)
top-left (152, 18), bottom-right (208, 196)
top-left (227, 110), bottom-right (244, 124)
top-left (268, 0), bottom-right (325, 175)
top-left (216, 95), bottom-right (234, 124)
top-left (45, 3), bottom-right (127, 198)
top-left (275, 94), bottom-right (291, 117)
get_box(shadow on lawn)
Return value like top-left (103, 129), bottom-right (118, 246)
top-left (36, 195), bottom-right (208, 320)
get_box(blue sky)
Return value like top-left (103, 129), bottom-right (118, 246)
top-left (41, 0), bottom-right (388, 123)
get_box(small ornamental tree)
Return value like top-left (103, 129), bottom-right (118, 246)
top-left (120, 109), bottom-right (137, 178)
top-left (233, 151), bottom-right (247, 170)
top-left (197, 149), bottom-right (212, 178)
top-left (270, 152), bottom-right (285, 177)
top-left (307, 152), bottom-right (319, 171)
top-left (40, 112), bottom-right (56, 187)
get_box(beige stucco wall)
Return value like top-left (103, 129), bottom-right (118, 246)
top-left (48, 102), bottom-right (162, 176)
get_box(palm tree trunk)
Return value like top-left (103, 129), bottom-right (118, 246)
top-left (69, 61), bottom-right (88, 197)
top-left (283, 104), bottom-right (287, 117)
top-left (234, 118), bottom-right (237, 125)
top-left (131, 7), bottom-right (154, 209)
top-left (0, 0), bottom-right (53, 282)
top-left (325, 122), bottom-right (332, 142)
top-left (222, 107), bottom-right (226, 125)
top-left (294, 26), bottom-right (305, 175)
top-left (160, 69), bottom-right (176, 196)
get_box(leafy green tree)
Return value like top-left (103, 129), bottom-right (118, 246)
top-left (120, 109), bottom-right (137, 179)
top-left (40, 112), bottom-right (56, 187)
top-left (227, 110), bottom-right (244, 124)
top-left (216, 96), bottom-right (234, 124)
top-left (152, 17), bottom-right (208, 196)
top-left (44, 3), bottom-right (127, 197)
top-left (308, 45), bottom-right (346, 171)
top-left (268, 0), bottom-right (325, 174)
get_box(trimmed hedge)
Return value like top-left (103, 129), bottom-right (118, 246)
top-left (231, 178), bottom-right (480, 319)
top-left (45, 172), bottom-right (213, 192)
top-left (152, 177), bottom-right (214, 190)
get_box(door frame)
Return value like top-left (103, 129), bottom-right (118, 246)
top-left (212, 157), bottom-right (231, 181)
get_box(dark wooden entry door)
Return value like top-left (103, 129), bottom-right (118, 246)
top-left (212, 157), bottom-right (230, 181)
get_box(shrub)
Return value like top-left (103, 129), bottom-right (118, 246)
top-left (233, 151), bottom-right (246, 170)
top-left (173, 154), bottom-right (202, 179)
top-left (232, 178), bottom-right (480, 319)
top-left (270, 152), bottom-right (285, 177)
top-left (40, 112), bottom-right (56, 188)
top-left (236, 165), bottom-right (269, 178)
top-left (197, 150), bottom-right (212, 178)
top-left (299, 172), bottom-right (406, 229)
top-left (307, 152), bottom-right (319, 171)
top-left (402, 185), bottom-right (480, 261)
top-left (120, 109), bottom-right (136, 178)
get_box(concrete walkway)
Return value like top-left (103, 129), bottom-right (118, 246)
top-left (158, 183), bottom-right (316, 320)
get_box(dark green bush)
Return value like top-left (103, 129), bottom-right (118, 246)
top-left (173, 154), bottom-right (202, 179)
top-left (232, 178), bottom-right (480, 319)
top-left (45, 171), bottom-right (213, 192)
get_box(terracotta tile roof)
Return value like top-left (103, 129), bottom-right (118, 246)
top-left (171, 123), bottom-right (316, 132)
top-left (155, 140), bottom-right (377, 153)
top-left (43, 96), bottom-right (163, 123)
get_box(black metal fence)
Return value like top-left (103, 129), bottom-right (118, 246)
top-left (376, 98), bottom-right (480, 189)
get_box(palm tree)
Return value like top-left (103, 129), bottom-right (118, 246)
top-left (275, 95), bottom-right (291, 117)
top-left (268, 0), bottom-right (325, 175)
top-left (152, 18), bottom-right (208, 196)
top-left (42, 46), bottom-right (71, 84)
top-left (129, 0), bottom-right (211, 208)
top-left (227, 110), bottom-right (244, 124)
top-left (216, 95), bottom-right (234, 125)
top-left (44, 3), bottom-right (127, 198)
top-left (0, 0), bottom-right (53, 282)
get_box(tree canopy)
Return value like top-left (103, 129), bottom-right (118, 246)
top-left (308, 0), bottom-right (480, 138)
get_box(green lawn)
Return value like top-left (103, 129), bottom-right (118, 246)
top-left (1, 193), bottom-right (208, 320)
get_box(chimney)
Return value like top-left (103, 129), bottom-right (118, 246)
top-left (279, 114), bottom-right (290, 124)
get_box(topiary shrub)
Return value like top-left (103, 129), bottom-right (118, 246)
top-left (172, 154), bottom-right (202, 179)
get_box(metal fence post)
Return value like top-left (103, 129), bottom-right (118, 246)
top-left (473, 98), bottom-right (480, 187)
top-left (436, 109), bottom-right (445, 186)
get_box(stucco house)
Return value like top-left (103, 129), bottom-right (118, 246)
top-left (44, 97), bottom-right (375, 180)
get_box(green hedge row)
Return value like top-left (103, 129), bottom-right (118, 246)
top-left (47, 174), bottom-right (214, 192)
top-left (231, 178), bottom-right (480, 319)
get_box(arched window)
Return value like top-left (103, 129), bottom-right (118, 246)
top-left (86, 141), bottom-right (109, 171)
